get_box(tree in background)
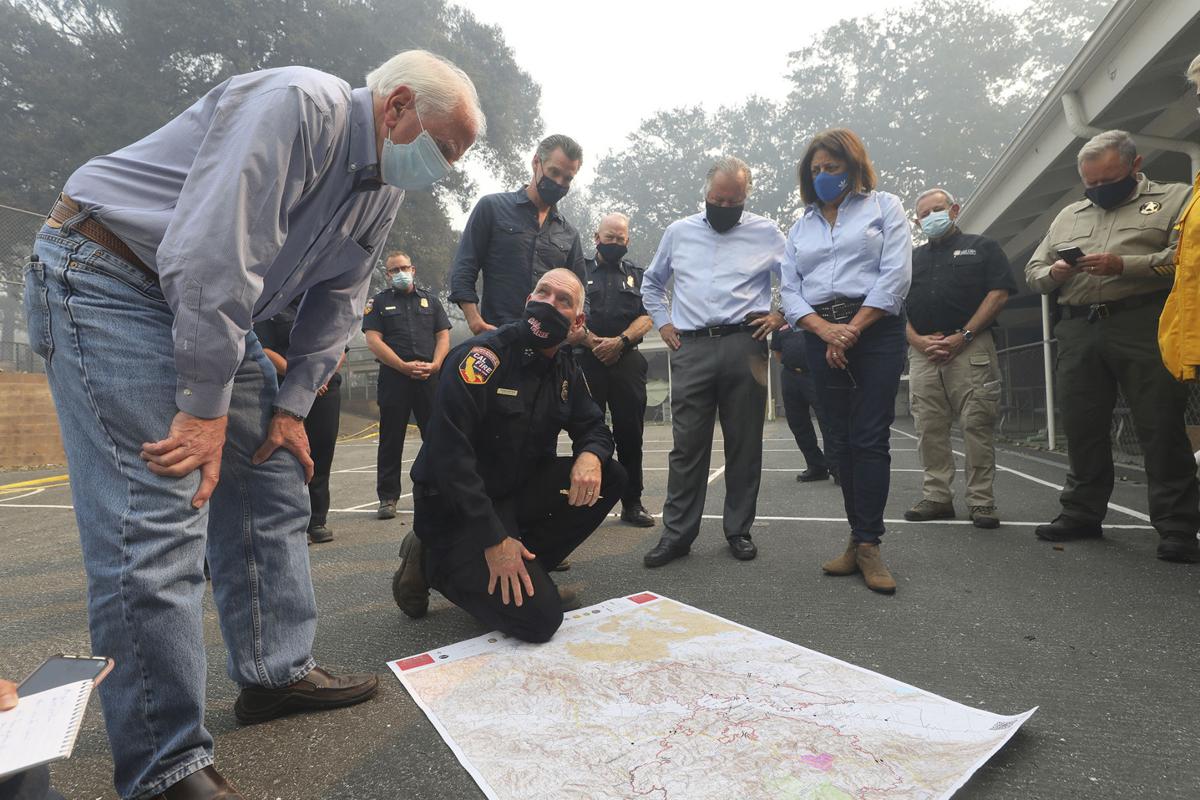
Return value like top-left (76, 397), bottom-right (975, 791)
top-left (0, 0), bottom-right (542, 340)
top-left (589, 0), bottom-right (1113, 267)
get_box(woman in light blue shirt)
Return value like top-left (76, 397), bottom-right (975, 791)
top-left (780, 128), bottom-right (912, 594)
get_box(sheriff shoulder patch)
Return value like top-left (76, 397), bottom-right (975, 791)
top-left (459, 347), bottom-right (500, 385)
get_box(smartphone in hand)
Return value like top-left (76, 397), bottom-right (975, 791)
top-left (1056, 246), bottom-right (1086, 267)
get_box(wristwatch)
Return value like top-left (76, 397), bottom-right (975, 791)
top-left (959, 329), bottom-right (975, 343)
top-left (619, 334), bottom-right (631, 350)
top-left (272, 405), bottom-right (305, 422)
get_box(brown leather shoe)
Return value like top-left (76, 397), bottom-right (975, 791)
top-left (855, 543), bottom-right (896, 594)
top-left (557, 584), bottom-right (583, 611)
top-left (151, 766), bottom-right (243, 799)
top-left (821, 538), bottom-right (858, 576)
top-left (234, 667), bottom-right (378, 725)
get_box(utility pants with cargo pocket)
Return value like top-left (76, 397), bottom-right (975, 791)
top-left (909, 329), bottom-right (1003, 508)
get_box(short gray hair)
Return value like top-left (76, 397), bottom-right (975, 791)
top-left (705, 156), bottom-right (753, 195)
top-left (366, 50), bottom-right (486, 136)
top-left (598, 211), bottom-right (630, 229)
top-left (915, 187), bottom-right (956, 207)
top-left (1188, 53), bottom-right (1200, 85)
top-left (1076, 130), bottom-right (1137, 173)
top-left (536, 134), bottom-right (583, 165)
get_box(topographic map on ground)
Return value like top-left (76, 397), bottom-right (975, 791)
top-left (388, 592), bottom-right (1035, 799)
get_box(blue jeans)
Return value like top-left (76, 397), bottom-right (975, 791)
top-left (805, 315), bottom-right (906, 544)
top-left (24, 224), bottom-right (318, 799)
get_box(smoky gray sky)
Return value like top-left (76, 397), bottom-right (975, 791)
top-left (449, 0), bottom-right (1025, 215)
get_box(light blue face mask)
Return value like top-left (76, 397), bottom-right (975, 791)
top-left (380, 105), bottom-right (452, 190)
top-left (919, 209), bottom-right (954, 238)
top-left (391, 270), bottom-right (414, 291)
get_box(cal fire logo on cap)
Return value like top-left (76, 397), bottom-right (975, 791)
top-left (459, 347), bottom-right (499, 385)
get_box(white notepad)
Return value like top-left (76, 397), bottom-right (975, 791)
top-left (0, 679), bottom-right (94, 779)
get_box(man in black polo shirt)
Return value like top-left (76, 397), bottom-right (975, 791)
top-left (904, 188), bottom-right (1017, 528)
top-left (363, 250), bottom-right (452, 520)
top-left (578, 212), bottom-right (655, 527)
top-left (449, 134), bottom-right (586, 332)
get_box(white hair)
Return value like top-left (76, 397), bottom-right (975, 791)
top-left (1076, 130), bottom-right (1137, 174)
top-left (915, 187), bottom-right (956, 207)
top-left (366, 50), bottom-right (486, 136)
top-left (1188, 53), bottom-right (1200, 85)
top-left (705, 156), bottom-right (753, 195)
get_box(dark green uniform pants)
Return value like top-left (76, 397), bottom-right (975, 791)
top-left (1054, 300), bottom-right (1200, 537)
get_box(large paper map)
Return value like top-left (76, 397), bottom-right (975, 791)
top-left (388, 592), bottom-right (1035, 799)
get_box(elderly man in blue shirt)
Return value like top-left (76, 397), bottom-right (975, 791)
top-left (641, 156), bottom-right (786, 568)
top-left (22, 51), bottom-right (484, 800)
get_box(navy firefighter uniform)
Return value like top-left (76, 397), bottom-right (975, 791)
top-left (398, 322), bottom-right (626, 643)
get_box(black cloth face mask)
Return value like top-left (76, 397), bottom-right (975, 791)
top-left (1084, 173), bottom-right (1137, 210)
top-left (521, 299), bottom-right (571, 348)
top-left (535, 175), bottom-right (569, 206)
top-left (596, 242), bottom-right (628, 264)
top-left (705, 203), bottom-right (743, 233)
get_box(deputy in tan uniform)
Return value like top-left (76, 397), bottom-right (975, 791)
top-left (1026, 130), bottom-right (1199, 563)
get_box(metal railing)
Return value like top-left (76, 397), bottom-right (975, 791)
top-left (0, 203), bottom-right (46, 373)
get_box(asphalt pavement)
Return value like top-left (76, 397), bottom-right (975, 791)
top-left (1, 418), bottom-right (1196, 799)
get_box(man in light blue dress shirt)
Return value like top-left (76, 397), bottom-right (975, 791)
top-left (641, 156), bottom-right (785, 568)
top-left (23, 51), bottom-right (484, 799)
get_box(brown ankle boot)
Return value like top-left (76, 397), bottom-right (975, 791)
top-left (855, 543), bottom-right (896, 594)
top-left (821, 538), bottom-right (859, 575)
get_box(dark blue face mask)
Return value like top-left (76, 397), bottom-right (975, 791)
top-left (814, 171), bottom-right (850, 204)
top-left (535, 174), bottom-right (569, 206)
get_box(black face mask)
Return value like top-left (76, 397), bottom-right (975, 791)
top-left (705, 203), bottom-right (743, 233)
top-left (535, 175), bottom-right (569, 206)
top-left (1084, 173), bottom-right (1137, 210)
top-left (596, 242), bottom-right (628, 264)
top-left (521, 299), bottom-right (571, 348)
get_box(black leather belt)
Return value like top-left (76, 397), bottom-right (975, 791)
top-left (1061, 291), bottom-right (1168, 323)
top-left (678, 323), bottom-right (754, 338)
top-left (812, 297), bottom-right (865, 323)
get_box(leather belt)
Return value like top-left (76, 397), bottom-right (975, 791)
top-left (1061, 290), bottom-right (1168, 323)
top-left (812, 297), bottom-right (865, 323)
top-left (677, 323), bottom-right (754, 339)
top-left (47, 194), bottom-right (158, 284)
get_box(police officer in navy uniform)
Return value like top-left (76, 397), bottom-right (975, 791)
top-left (363, 250), bottom-right (451, 520)
top-left (578, 212), bottom-right (655, 527)
top-left (254, 296), bottom-right (347, 544)
top-left (392, 268), bottom-right (625, 643)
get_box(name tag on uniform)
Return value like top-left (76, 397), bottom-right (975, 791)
top-left (384, 306), bottom-right (396, 311)
top-left (952, 249), bottom-right (977, 258)
top-left (496, 387), bottom-right (519, 396)
top-left (420, 297), bottom-right (429, 307)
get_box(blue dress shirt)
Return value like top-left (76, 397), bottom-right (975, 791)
top-left (779, 191), bottom-right (912, 325)
top-left (641, 211), bottom-right (785, 331)
top-left (63, 67), bottom-right (404, 419)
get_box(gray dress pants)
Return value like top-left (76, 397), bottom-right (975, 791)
top-left (660, 331), bottom-right (768, 546)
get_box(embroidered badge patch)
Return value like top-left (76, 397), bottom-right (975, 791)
top-left (560, 379), bottom-right (569, 403)
top-left (459, 347), bottom-right (500, 385)
top-left (1140, 201), bottom-right (1162, 215)
top-left (363, 298), bottom-right (374, 315)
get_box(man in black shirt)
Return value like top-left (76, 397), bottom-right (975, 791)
top-left (393, 269), bottom-right (625, 643)
top-left (904, 188), bottom-right (1017, 528)
top-left (578, 213), bottom-right (655, 527)
top-left (363, 250), bottom-right (452, 520)
top-left (254, 297), bottom-right (346, 544)
top-left (448, 134), bottom-right (586, 333)
top-left (770, 325), bottom-right (841, 484)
